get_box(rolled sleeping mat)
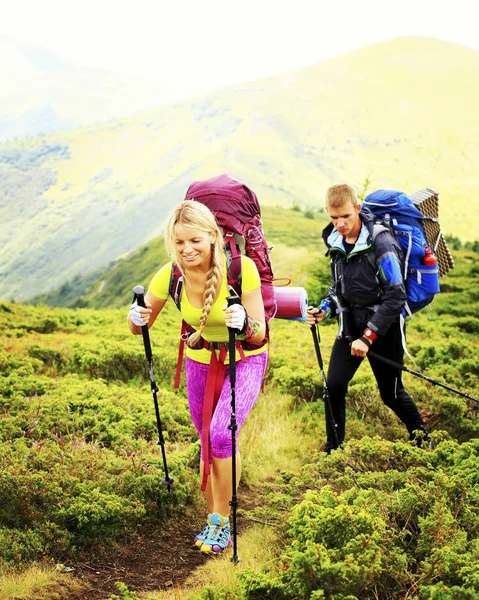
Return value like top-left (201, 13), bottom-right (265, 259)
top-left (274, 286), bottom-right (308, 321)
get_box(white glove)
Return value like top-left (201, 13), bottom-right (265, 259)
top-left (129, 301), bottom-right (145, 327)
top-left (228, 303), bottom-right (247, 331)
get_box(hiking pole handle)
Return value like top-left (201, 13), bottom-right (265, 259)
top-left (226, 295), bottom-right (241, 386)
top-left (133, 285), bottom-right (153, 361)
top-left (226, 295), bottom-right (242, 309)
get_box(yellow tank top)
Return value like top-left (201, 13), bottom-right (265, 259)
top-left (149, 256), bottom-right (267, 364)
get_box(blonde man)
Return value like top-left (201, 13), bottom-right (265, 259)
top-left (307, 184), bottom-right (427, 453)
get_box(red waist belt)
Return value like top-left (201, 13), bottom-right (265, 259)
top-left (174, 328), bottom-right (247, 490)
top-left (200, 340), bottom-right (246, 490)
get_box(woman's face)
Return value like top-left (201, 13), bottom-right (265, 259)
top-left (174, 222), bottom-right (215, 269)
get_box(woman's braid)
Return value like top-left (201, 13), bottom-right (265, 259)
top-left (187, 244), bottom-right (223, 348)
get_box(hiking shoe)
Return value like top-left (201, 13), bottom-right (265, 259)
top-left (199, 513), bottom-right (232, 554)
top-left (193, 514), bottom-right (213, 547)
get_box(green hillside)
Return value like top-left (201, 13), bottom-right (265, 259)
top-left (1, 36), bottom-right (478, 303)
top-left (0, 206), bottom-right (478, 597)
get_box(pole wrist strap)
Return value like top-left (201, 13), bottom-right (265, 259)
top-left (236, 316), bottom-right (260, 340)
top-left (359, 336), bottom-right (372, 348)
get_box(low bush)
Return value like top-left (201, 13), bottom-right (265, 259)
top-left (239, 437), bottom-right (479, 599)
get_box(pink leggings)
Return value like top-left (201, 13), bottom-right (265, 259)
top-left (185, 352), bottom-right (268, 460)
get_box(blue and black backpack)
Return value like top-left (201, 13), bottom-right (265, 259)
top-left (363, 189), bottom-right (441, 315)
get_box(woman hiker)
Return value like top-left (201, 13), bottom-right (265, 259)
top-left (127, 199), bottom-right (267, 554)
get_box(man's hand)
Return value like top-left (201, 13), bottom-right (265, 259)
top-left (351, 338), bottom-right (369, 357)
top-left (307, 306), bottom-right (327, 328)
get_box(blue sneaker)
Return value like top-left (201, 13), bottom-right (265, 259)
top-left (193, 514), bottom-right (213, 547)
top-left (200, 513), bottom-right (232, 554)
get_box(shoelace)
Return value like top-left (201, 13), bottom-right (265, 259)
top-left (195, 523), bottom-right (211, 540)
top-left (217, 527), bottom-right (230, 543)
top-left (209, 526), bottom-right (230, 546)
top-left (202, 523), bottom-right (220, 539)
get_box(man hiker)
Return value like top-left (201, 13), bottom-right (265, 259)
top-left (307, 183), bottom-right (428, 453)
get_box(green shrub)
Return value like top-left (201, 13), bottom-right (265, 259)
top-left (109, 581), bottom-right (141, 599)
top-left (272, 365), bottom-right (322, 404)
top-left (27, 344), bottom-right (66, 369)
top-left (0, 245), bottom-right (477, 587)
top-left (239, 438), bottom-right (479, 599)
top-left (455, 317), bottom-right (479, 334)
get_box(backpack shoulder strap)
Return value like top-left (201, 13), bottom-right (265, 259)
top-left (367, 220), bottom-right (404, 276)
top-left (371, 221), bottom-right (390, 243)
top-left (365, 222), bottom-right (387, 272)
top-left (223, 231), bottom-right (242, 299)
top-left (169, 263), bottom-right (184, 310)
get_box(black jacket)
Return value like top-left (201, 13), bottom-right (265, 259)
top-left (322, 207), bottom-right (406, 337)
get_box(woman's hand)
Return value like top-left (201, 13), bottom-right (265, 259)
top-left (127, 290), bottom-right (166, 335)
top-left (128, 300), bottom-right (152, 327)
top-left (223, 303), bottom-right (247, 331)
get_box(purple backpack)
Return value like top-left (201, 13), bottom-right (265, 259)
top-left (169, 174), bottom-right (276, 385)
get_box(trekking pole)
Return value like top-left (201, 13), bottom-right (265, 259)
top-left (368, 350), bottom-right (479, 404)
top-left (310, 323), bottom-right (341, 449)
top-left (133, 286), bottom-right (174, 491)
top-left (226, 295), bottom-right (241, 564)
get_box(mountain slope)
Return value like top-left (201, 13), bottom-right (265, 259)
top-left (1, 36), bottom-right (478, 302)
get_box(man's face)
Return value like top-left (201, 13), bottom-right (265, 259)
top-left (326, 202), bottom-right (361, 237)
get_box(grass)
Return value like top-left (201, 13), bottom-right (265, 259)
top-left (240, 386), bottom-right (322, 485)
top-left (0, 564), bottom-right (84, 600)
top-left (140, 360), bottom-right (323, 599)
top-left (0, 241), bottom-right (477, 598)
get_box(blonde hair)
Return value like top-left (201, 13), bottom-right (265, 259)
top-left (326, 184), bottom-right (360, 209)
top-left (164, 201), bottom-right (224, 348)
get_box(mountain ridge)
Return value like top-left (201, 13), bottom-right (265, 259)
top-left (1, 36), bottom-right (477, 302)
top-left (0, 34), bottom-right (190, 141)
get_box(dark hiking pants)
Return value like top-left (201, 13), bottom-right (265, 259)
top-left (324, 320), bottom-right (425, 452)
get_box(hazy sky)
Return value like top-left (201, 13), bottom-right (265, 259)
top-left (1, 0), bottom-right (477, 93)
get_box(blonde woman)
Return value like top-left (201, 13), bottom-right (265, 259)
top-left (128, 200), bottom-right (267, 554)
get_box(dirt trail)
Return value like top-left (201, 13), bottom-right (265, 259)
top-left (68, 485), bottom-right (264, 599)
top-left (68, 518), bottom-right (211, 599)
